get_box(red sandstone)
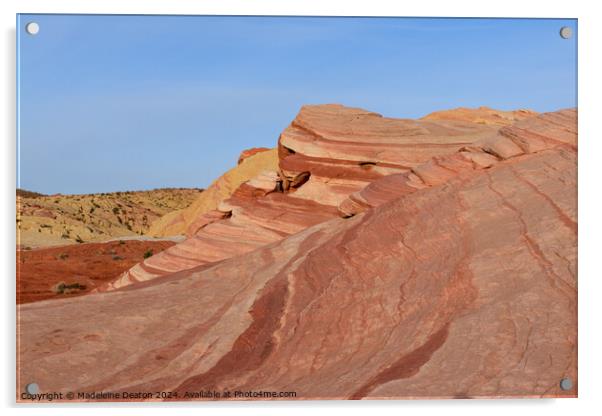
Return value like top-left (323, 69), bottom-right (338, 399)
top-left (16, 105), bottom-right (576, 401)
top-left (238, 147), bottom-right (271, 164)
top-left (109, 105), bottom-right (537, 289)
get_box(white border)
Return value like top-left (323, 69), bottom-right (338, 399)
top-left (2, 1), bottom-right (601, 415)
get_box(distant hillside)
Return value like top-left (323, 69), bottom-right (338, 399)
top-left (17, 188), bottom-right (202, 248)
top-left (16, 188), bottom-right (46, 198)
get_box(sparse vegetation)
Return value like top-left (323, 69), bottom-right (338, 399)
top-left (17, 188), bottom-right (202, 246)
top-left (52, 281), bottom-right (86, 295)
top-left (143, 249), bottom-right (153, 259)
top-left (16, 188), bottom-right (46, 198)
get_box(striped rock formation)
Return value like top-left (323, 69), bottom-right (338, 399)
top-left (147, 148), bottom-right (279, 238)
top-left (17, 107), bottom-right (577, 400)
top-left (339, 109), bottom-right (576, 216)
top-left (109, 104), bottom-right (536, 289)
top-left (421, 105), bottom-right (537, 126)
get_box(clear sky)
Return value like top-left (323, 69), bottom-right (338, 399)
top-left (17, 15), bottom-right (577, 195)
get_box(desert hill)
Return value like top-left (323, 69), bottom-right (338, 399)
top-left (17, 188), bottom-right (202, 248)
top-left (17, 105), bottom-right (576, 400)
top-left (16, 188), bottom-right (46, 198)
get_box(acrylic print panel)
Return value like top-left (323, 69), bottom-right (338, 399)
top-left (16, 14), bottom-right (577, 402)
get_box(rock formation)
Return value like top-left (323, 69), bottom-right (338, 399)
top-left (111, 104), bottom-right (537, 289)
top-left (421, 105), bottom-right (538, 126)
top-left (339, 109), bottom-right (576, 216)
top-left (147, 148), bottom-right (278, 238)
top-left (17, 105), bottom-right (576, 401)
top-left (238, 147), bottom-right (271, 165)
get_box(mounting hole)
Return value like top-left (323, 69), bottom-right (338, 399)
top-left (25, 22), bottom-right (39, 35)
top-left (25, 383), bottom-right (39, 395)
top-left (559, 26), bottom-right (572, 39)
top-left (559, 377), bottom-right (573, 391)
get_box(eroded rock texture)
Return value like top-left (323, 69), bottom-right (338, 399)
top-left (339, 109), bottom-right (576, 217)
top-left (110, 105), bottom-right (537, 289)
top-left (17, 106), bottom-right (576, 400)
top-left (421, 105), bottom-right (538, 126)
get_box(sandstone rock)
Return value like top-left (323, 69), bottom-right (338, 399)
top-left (115, 105), bottom-right (537, 289)
top-left (277, 104), bottom-right (519, 205)
top-left (238, 147), bottom-right (271, 164)
top-left (421, 106), bottom-right (538, 126)
top-left (338, 109), bottom-right (576, 217)
top-left (17, 108), bottom-right (577, 399)
top-left (147, 148), bottom-right (278, 237)
top-left (108, 183), bottom-right (340, 288)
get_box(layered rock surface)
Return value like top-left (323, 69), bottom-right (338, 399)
top-left (339, 109), bottom-right (576, 216)
top-left (17, 107), bottom-right (577, 399)
top-left (421, 106), bottom-right (538, 126)
top-left (112, 105), bottom-right (536, 289)
top-left (238, 147), bottom-right (271, 165)
top-left (147, 148), bottom-right (278, 237)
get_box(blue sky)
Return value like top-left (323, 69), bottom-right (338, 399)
top-left (17, 15), bottom-right (577, 195)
